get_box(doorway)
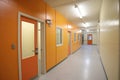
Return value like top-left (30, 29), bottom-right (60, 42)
top-left (21, 16), bottom-right (38, 80)
top-left (18, 12), bottom-right (46, 80)
top-left (87, 34), bottom-right (92, 45)
top-left (68, 31), bottom-right (72, 55)
top-left (82, 34), bottom-right (84, 45)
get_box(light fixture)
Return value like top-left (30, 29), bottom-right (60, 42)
top-left (82, 23), bottom-right (87, 27)
top-left (80, 30), bottom-right (82, 33)
top-left (79, 5), bottom-right (87, 17)
top-left (77, 30), bottom-right (82, 33)
top-left (82, 22), bottom-right (90, 27)
top-left (84, 23), bottom-right (88, 27)
top-left (86, 29), bottom-right (89, 32)
top-left (46, 19), bottom-right (52, 26)
top-left (74, 4), bottom-right (83, 18)
top-left (67, 25), bottom-right (72, 29)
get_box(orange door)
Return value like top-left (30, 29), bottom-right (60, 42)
top-left (21, 16), bottom-right (38, 80)
top-left (68, 31), bottom-right (71, 55)
top-left (87, 34), bottom-right (92, 45)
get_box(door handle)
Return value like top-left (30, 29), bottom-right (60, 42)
top-left (35, 48), bottom-right (38, 55)
top-left (32, 48), bottom-right (38, 55)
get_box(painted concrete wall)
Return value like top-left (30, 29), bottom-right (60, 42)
top-left (99, 0), bottom-right (119, 80)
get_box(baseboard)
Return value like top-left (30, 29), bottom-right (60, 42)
top-left (47, 47), bottom-right (81, 72)
top-left (47, 57), bottom-right (68, 72)
top-left (72, 47), bottom-right (81, 54)
top-left (97, 52), bottom-right (108, 80)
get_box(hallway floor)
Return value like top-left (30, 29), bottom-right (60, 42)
top-left (37, 45), bottom-right (107, 80)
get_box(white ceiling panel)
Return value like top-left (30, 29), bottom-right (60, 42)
top-left (44, 0), bottom-right (102, 29)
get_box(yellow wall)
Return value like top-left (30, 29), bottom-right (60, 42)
top-left (71, 31), bottom-right (82, 53)
top-left (56, 11), bottom-right (69, 63)
top-left (55, 10), bottom-right (82, 64)
top-left (99, 0), bottom-right (119, 80)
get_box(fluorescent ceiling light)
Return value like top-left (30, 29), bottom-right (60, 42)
top-left (84, 23), bottom-right (88, 27)
top-left (74, 4), bottom-right (83, 18)
top-left (79, 4), bottom-right (87, 17)
top-left (86, 29), bottom-right (89, 32)
top-left (82, 23), bottom-right (87, 27)
top-left (77, 30), bottom-right (82, 33)
top-left (85, 23), bottom-right (89, 26)
top-left (82, 22), bottom-right (90, 27)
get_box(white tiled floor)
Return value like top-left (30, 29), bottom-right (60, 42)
top-left (36, 45), bottom-right (107, 80)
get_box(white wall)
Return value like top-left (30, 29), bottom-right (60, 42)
top-left (83, 33), bottom-right (87, 45)
top-left (99, 0), bottom-right (119, 80)
top-left (92, 32), bottom-right (97, 45)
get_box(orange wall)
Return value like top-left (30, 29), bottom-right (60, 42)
top-left (45, 4), bottom-right (56, 70)
top-left (0, 0), bottom-right (82, 80)
top-left (0, 0), bottom-right (46, 80)
top-left (18, 0), bottom-right (46, 20)
top-left (0, 0), bottom-right (19, 80)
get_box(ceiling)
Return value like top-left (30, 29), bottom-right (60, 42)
top-left (44, 0), bottom-right (102, 32)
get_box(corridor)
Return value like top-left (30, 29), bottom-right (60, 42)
top-left (0, 0), bottom-right (119, 80)
top-left (37, 45), bottom-right (107, 80)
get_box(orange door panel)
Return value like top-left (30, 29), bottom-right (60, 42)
top-left (87, 34), bottom-right (92, 45)
top-left (21, 16), bottom-right (38, 80)
top-left (68, 31), bottom-right (71, 55)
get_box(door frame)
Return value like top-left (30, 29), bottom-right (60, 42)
top-left (68, 31), bottom-right (72, 55)
top-left (87, 34), bottom-right (93, 45)
top-left (18, 12), bottom-right (46, 80)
